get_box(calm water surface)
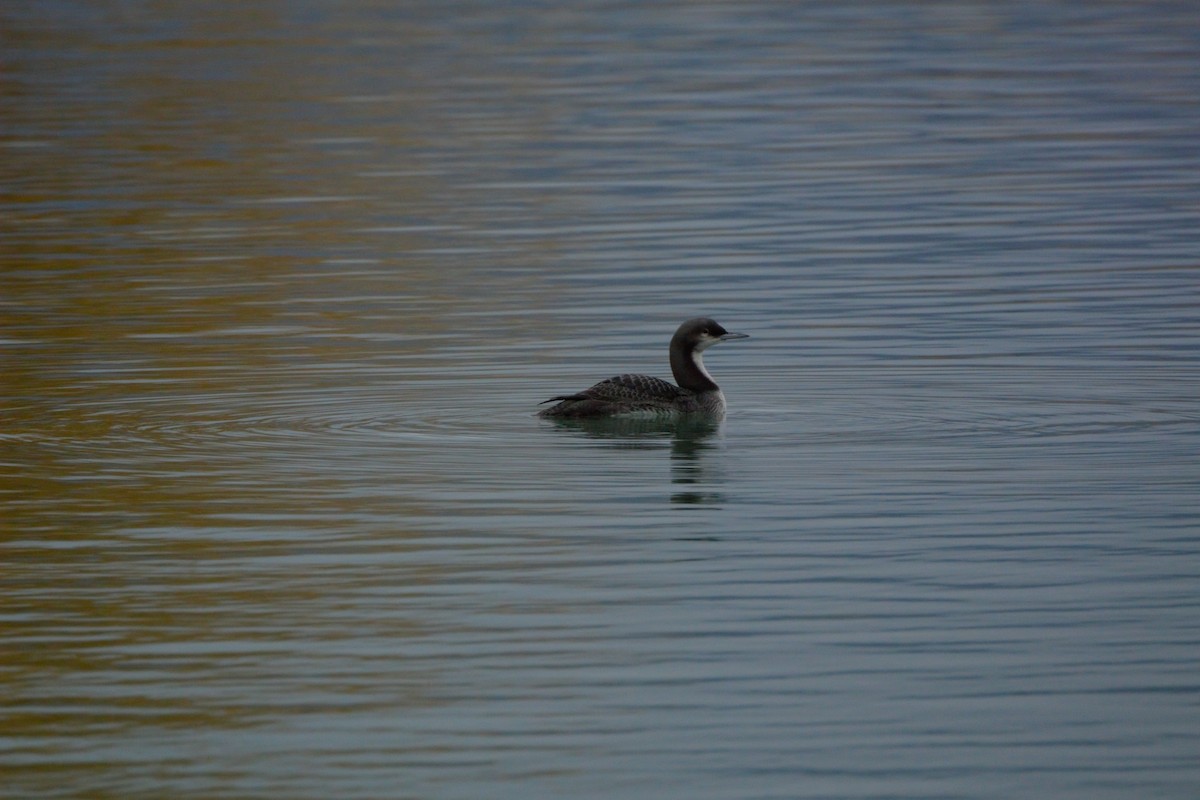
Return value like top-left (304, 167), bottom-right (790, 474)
top-left (3, 2), bottom-right (1199, 798)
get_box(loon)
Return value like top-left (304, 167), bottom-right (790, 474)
top-left (537, 317), bottom-right (749, 418)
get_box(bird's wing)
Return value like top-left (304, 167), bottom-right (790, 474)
top-left (578, 374), bottom-right (683, 404)
top-left (538, 373), bottom-right (685, 416)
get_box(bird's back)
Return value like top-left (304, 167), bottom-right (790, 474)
top-left (537, 373), bottom-right (690, 418)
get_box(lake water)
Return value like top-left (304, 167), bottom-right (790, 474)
top-left (3, 2), bottom-right (1199, 798)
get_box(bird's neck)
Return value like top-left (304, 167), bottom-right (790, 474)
top-left (671, 346), bottom-right (719, 393)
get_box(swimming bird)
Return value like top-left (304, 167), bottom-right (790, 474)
top-left (537, 317), bottom-right (749, 418)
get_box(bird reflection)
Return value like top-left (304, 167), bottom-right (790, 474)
top-left (541, 415), bottom-right (726, 506)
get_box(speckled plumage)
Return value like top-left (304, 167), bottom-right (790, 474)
top-left (537, 318), bottom-right (747, 419)
top-left (539, 373), bottom-right (701, 417)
